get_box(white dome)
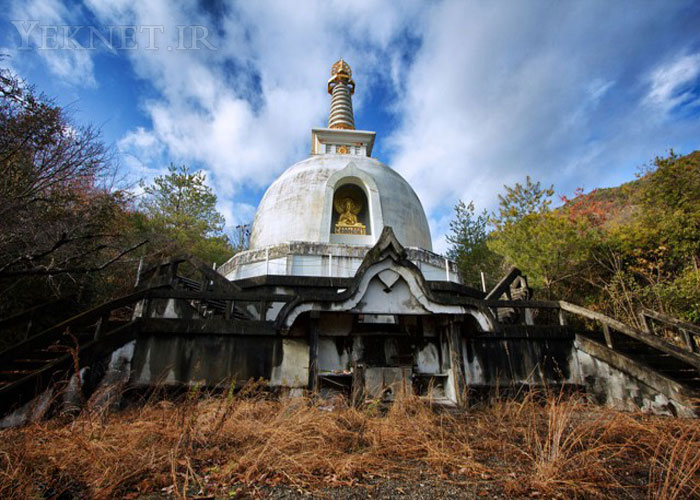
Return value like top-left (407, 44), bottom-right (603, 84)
top-left (249, 154), bottom-right (432, 251)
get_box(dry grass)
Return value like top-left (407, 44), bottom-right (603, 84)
top-left (0, 386), bottom-right (698, 499)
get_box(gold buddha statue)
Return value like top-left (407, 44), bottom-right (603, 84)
top-left (334, 196), bottom-right (366, 235)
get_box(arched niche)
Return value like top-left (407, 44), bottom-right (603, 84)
top-left (331, 182), bottom-right (371, 236)
top-left (320, 162), bottom-right (384, 245)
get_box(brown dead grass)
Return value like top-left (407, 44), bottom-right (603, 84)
top-left (0, 386), bottom-right (698, 499)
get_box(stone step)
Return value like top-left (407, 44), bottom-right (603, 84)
top-left (633, 353), bottom-right (694, 372)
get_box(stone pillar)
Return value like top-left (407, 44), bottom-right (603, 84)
top-left (308, 312), bottom-right (320, 391)
top-left (448, 320), bottom-right (467, 407)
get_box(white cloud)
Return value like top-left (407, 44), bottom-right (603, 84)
top-left (587, 79), bottom-right (615, 104)
top-left (218, 201), bottom-right (257, 230)
top-left (118, 126), bottom-right (161, 152)
top-left (81, 0), bottom-right (426, 228)
top-left (645, 52), bottom-right (700, 114)
top-left (428, 212), bottom-right (454, 256)
top-left (10, 0), bottom-right (96, 86)
top-left (385, 0), bottom-right (700, 251)
top-left (14, 0), bottom-right (700, 252)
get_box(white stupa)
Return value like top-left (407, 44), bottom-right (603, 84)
top-left (219, 59), bottom-right (459, 283)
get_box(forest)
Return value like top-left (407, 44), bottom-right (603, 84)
top-left (0, 69), bottom-right (235, 347)
top-left (447, 151), bottom-right (700, 328)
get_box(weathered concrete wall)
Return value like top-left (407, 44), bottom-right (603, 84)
top-left (318, 337), bottom-right (353, 372)
top-left (270, 339), bottom-right (309, 387)
top-left (128, 325), bottom-right (458, 402)
top-left (219, 241), bottom-right (460, 282)
top-left (575, 349), bottom-right (693, 416)
top-left (131, 335), bottom-right (282, 387)
top-left (460, 327), bottom-right (697, 416)
top-left (574, 342), bottom-right (697, 417)
top-left (462, 335), bottom-right (578, 388)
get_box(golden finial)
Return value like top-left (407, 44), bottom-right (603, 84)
top-left (328, 58), bottom-right (355, 95)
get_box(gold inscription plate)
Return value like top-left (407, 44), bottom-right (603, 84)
top-left (335, 224), bottom-right (366, 235)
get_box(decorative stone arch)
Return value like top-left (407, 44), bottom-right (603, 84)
top-left (320, 161), bottom-right (384, 245)
top-left (277, 227), bottom-right (496, 332)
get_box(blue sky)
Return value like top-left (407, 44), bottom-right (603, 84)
top-left (2, 0), bottom-right (700, 253)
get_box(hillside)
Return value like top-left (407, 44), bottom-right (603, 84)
top-left (559, 150), bottom-right (700, 226)
top-left (480, 150), bottom-right (700, 326)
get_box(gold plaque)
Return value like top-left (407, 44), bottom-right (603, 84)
top-left (337, 145), bottom-right (349, 154)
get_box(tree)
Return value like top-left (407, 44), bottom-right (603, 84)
top-left (139, 164), bottom-right (232, 265)
top-left (485, 154), bottom-right (700, 323)
top-left (446, 200), bottom-right (502, 289)
top-left (0, 69), bottom-right (143, 317)
top-left (600, 151), bottom-right (700, 323)
top-left (489, 211), bottom-right (595, 296)
top-left (637, 151), bottom-right (700, 269)
top-left (488, 177), bottom-right (593, 297)
top-left (231, 224), bottom-right (251, 253)
top-left (492, 175), bottom-right (554, 229)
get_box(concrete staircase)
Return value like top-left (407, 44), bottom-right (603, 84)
top-left (486, 296), bottom-right (700, 415)
top-left (0, 256), bottom-right (255, 418)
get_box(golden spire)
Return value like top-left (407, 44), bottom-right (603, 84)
top-left (327, 58), bottom-right (355, 130)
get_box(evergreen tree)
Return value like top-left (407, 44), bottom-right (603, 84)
top-left (139, 164), bottom-right (232, 265)
top-left (446, 201), bottom-right (502, 289)
top-left (488, 177), bottom-right (593, 297)
top-left (492, 175), bottom-right (554, 229)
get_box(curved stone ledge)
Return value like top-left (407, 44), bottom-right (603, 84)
top-left (217, 242), bottom-right (461, 283)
